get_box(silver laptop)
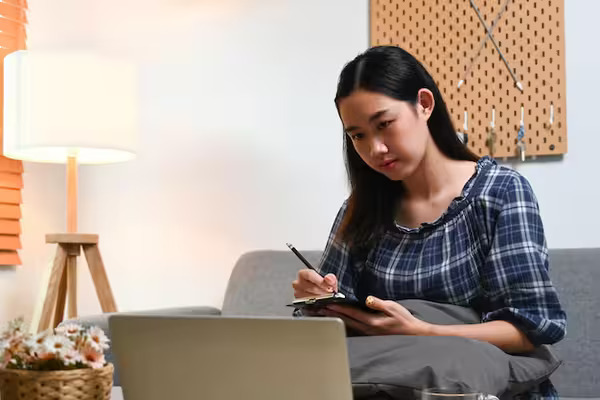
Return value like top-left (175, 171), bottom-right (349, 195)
top-left (109, 315), bottom-right (353, 400)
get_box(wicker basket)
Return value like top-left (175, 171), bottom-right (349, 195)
top-left (0, 363), bottom-right (113, 400)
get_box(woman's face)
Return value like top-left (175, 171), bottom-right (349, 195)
top-left (337, 89), bottom-right (433, 181)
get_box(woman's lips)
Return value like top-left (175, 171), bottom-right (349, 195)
top-left (379, 160), bottom-right (398, 169)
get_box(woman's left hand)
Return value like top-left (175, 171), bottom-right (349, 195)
top-left (322, 296), bottom-right (432, 336)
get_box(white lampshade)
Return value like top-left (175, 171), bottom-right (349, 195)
top-left (3, 50), bottom-right (138, 164)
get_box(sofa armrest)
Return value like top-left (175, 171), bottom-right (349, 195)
top-left (59, 305), bottom-right (221, 386)
top-left (62, 306), bottom-right (221, 334)
top-left (62, 305), bottom-right (221, 328)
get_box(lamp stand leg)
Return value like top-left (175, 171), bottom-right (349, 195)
top-left (83, 244), bottom-right (117, 313)
top-left (52, 265), bottom-right (68, 328)
top-left (38, 246), bottom-right (68, 332)
top-left (37, 234), bottom-right (117, 332)
top-left (67, 253), bottom-right (78, 319)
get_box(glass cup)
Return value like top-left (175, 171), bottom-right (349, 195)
top-left (419, 388), bottom-right (499, 400)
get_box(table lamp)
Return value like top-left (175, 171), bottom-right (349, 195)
top-left (3, 50), bottom-right (138, 330)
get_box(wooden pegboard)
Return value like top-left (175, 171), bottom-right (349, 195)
top-left (370, 0), bottom-right (567, 158)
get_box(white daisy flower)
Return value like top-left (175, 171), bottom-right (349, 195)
top-left (87, 326), bottom-right (110, 351)
top-left (25, 330), bottom-right (50, 350)
top-left (1, 318), bottom-right (24, 339)
top-left (27, 330), bottom-right (61, 360)
top-left (61, 349), bottom-right (83, 366)
top-left (43, 335), bottom-right (74, 355)
top-left (80, 344), bottom-right (106, 369)
top-left (34, 330), bottom-right (50, 343)
top-left (55, 323), bottom-right (83, 337)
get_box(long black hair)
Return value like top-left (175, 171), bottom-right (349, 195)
top-left (334, 46), bottom-right (479, 249)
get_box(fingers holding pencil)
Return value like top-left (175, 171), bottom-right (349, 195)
top-left (287, 242), bottom-right (339, 297)
top-left (292, 270), bottom-right (338, 298)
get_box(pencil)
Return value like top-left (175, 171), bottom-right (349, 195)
top-left (286, 242), bottom-right (318, 272)
top-left (287, 242), bottom-right (337, 295)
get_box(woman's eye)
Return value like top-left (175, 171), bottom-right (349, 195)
top-left (351, 133), bottom-right (365, 141)
top-left (378, 120), bottom-right (393, 130)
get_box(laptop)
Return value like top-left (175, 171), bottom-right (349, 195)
top-left (109, 315), bottom-right (353, 400)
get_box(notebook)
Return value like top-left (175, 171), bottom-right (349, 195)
top-left (109, 315), bottom-right (353, 400)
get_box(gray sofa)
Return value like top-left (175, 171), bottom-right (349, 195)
top-left (70, 248), bottom-right (599, 399)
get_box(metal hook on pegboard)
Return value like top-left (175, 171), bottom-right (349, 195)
top-left (517, 106), bottom-right (526, 161)
top-left (457, 111), bottom-right (469, 145)
top-left (486, 108), bottom-right (497, 157)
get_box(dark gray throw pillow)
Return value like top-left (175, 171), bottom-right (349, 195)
top-left (348, 300), bottom-right (561, 400)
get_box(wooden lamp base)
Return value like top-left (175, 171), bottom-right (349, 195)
top-left (37, 233), bottom-right (117, 332)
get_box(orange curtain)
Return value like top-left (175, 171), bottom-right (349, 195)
top-left (0, 0), bottom-right (26, 265)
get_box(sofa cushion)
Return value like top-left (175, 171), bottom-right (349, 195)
top-left (548, 248), bottom-right (600, 398)
top-left (350, 300), bottom-right (561, 400)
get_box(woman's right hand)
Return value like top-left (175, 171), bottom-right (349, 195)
top-left (292, 269), bottom-right (338, 299)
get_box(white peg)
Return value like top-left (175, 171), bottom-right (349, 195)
top-left (520, 106), bottom-right (524, 127)
top-left (491, 108), bottom-right (495, 128)
top-left (464, 111), bottom-right (468, 132)
top-left (549, 103), bottom-right (554, 126)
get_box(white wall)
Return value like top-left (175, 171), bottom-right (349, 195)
top-left (1, 0), bottom-right (597, 324)
top-left (7, 0), bottom-right (368, 319)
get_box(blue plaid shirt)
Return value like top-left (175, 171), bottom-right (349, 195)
top-left (316, 157), bottom-right (566, 399)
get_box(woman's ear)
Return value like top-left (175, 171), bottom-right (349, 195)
top-left (417, 88), bottom-right (435, 120)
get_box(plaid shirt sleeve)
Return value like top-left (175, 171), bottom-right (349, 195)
top-left (314, 201), bottom-right (360, 301)
top-left (480, 174), bottom-right (567, 346)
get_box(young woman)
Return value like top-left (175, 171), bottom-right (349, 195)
top-left (292, 46), bottom-right (566, 399)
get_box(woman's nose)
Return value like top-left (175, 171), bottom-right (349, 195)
top-left (369, 137), bottom-right (388, 157)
